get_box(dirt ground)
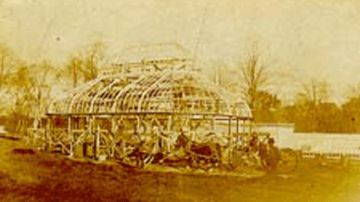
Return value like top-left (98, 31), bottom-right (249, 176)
top-left (1, 137), bottom-right (360, 202)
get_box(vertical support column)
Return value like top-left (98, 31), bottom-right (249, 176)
top-left (236, 119), bottom-right (239, 134)
top-left (45, 117), bottom-right (51, 151)
top-left (74, 117), bottom-right (79, 130)
top-left (211, 116), bottom-right (215, 131)
top-left (31, 118), bottom-right (39, 146)
top-left (83, 116), bottom-right (92, 158)
top-left (236, 118), bottom-right (239, 146)
top-left (110, 117), bottom-right (117, 158)
top-left (94, 124), bottom-right (100, 160)
top-left (249, 120), bottom-right (253, 134)
top-left (228, 117), bottom-right (232, 135)
top-left (111, 118), bottom-right (117, 134)
top-left (89, 116), bottom-right (99, 159)
top-left (167, 115), bottom-right (172, 132)
top-left (68, 116), bottom-right (73, 157)
top-left (243, 120), bottom-right (246, 134)
top-left (167, 115), bottom-right (173, 152)
top-left (228, 117), bottom-right (233, 164)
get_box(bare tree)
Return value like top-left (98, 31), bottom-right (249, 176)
top-left (0, 43), bottom-right (16, 88)
top-left (66, 56), bottom-right (82, 88)
top-left (206, 60), bottom-right (235, 90)
top-left (83, 41), bottom-right (104, 81)
top-left (294, 79), bottom-right (330, 132)
top-left (0, 44), bottom-right (17, 113)
top-left (65, 41), bottom-right (104, 87)
top-left (238, 46), bottom-right (271, 114)
top-left (345, 82), bottom-right (360, 102)
top-left (31, 61), bottom-right (55, 117)
top-left (8, 62), bottom-right (36, 133)
top-left (6, 61), bottom-right (55, 132)
top-left (296, 79), bottom-right (330, 105)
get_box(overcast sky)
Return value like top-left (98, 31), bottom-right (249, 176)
top-left (1, 0), bottom-right (360, 104)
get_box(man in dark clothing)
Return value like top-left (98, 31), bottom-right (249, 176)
top-left (249, 133), bottom-right (258, 153)
top-left (266, 138), bottom-right (280, 172)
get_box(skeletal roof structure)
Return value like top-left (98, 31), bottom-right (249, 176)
top-left (48, 44), bottom-right (252, 119)
top-left (112, 43), bottom-right (192, 64)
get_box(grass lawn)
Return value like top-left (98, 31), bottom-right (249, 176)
top-left (0, 137), bottom-right (359, 202)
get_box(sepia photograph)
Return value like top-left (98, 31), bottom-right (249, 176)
top-left (0, 0), bottom-right (360, 201)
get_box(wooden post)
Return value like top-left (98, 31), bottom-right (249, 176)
top-left (110, 118), bottom-right (117, 158)
top-left (94, 125), bottom-right (100, 160)
top-left (236, 119), bottom-right (239, 134)
top-left (68, 116), bottom-right (73, 157)
top-left (111, 118), bottom-right (117, 134)
top-left (243, 120), bottom-right (246, 134)
top-left (236, 118), bottom-right (239, 146)
top-left (83, 117), bottom-right (92, 158)
top-left (229, 117), bottom-right (233, 164)
top-left (167, 115), bottom-right (172, 132)
top-left (249, 120), bottom-right (253, 134)
top-left (74, 117), bottom-right (79, 130)
top-left (211, 116), bottom-right (215, 131)
top-left (228, 117), bottom-right (232, 135)
top-left (45, 117), bottom-right (51, 151)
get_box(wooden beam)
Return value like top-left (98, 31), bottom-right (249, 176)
top-left (68, 117), bottom-right (73, 157)
top-left (228, 117), bottom-right (232, 135)
top-left (211, 115), bottom-right (215, 131)
top-left (229, 117), bottom-right (233, 164)
top-left (45, 118), bottom-right (51, 151)
top-left (243, 120), bottom-right (246, 134)
top-left (94, 125), bottom-right (100, 160)
top-left (46, 111), bottom-right (252, 120)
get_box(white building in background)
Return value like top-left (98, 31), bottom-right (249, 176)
top-left (251, 123), bottom-right (360, 157)
top-left (252, 123), bottom-right (295, 147)
top-left (214, 121), bottom-right (295, 147)
top-left (0, 125), bottom-right (8, 135)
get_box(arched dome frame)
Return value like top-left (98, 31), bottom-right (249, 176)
top-left (30, 44), bottom-right (253, 164)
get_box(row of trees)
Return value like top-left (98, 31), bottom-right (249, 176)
top-left (1, 42), bottom-right (360, 133)
top-left (222, 46), bottom-right (360, 133)
top-left (0, 42), bottom-right (104, 133)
